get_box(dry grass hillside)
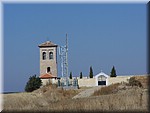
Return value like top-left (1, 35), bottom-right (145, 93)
top-left (134, 76), bottom-right (149, 89)
top-left (2, 76), bottom-right (149, 112)
top-left (2, 84), bottom-right (84, 112)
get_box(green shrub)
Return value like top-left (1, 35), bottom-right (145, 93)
top-left (25, 75), bottom-right (42, 92)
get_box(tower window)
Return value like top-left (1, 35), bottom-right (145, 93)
top-left (49, 52), bottom-right (53, 59)
top-left (47, 67), bottom-right (50, 73)
top-left (42, 52), bottom-right (46, 60)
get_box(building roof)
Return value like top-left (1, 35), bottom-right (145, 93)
top-left (39, 73), bottom-right (57, 79)
top-left (95, 71), bottom-right (109, 78)
top-left (38, 41), bottom-right (58, 47)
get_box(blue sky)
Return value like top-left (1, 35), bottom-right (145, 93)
top-left (4, 3), bottom-right (147, 92)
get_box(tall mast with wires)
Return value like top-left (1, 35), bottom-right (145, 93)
top-left (65, 33), bottom-right (69, 87)
top-left (59, 33), bottom-right (69, 87)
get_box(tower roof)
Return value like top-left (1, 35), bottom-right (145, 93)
top-left (38, 41), bottom-right (58, 47)
top-left (39, 73), bottom-right (57, 79)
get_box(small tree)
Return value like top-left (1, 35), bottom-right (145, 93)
top-left (110, 66), bottom-right (117, 77)
top-left (70, 72), bottom-right (72, 79)
top-left (80, 72), bottom-right (83, 79)
top-left (25, 75), bottom-right (42, 92)
top-left (89, 66), bottom-right (93, 78)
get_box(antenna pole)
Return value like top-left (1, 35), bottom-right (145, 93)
top-left (66, 33), bottom-right (68, 87)
top-left (59, 33), bottom-right (69, 88)
top-left (66, 33), bottom-right (68, 50)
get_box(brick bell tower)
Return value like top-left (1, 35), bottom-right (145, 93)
top-left (38, 41), bottom-right (58, 78)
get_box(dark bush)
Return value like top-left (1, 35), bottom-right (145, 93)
top-left (25, 75), bottom-right (42, 92)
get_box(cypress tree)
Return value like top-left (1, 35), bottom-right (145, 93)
top-left (80, 72), bottom-right (83, 79)
top-left (70, 72), bottom-right (72, 79)
top-left (89, 66), bottom-right (93, 78)
top-left (110, 66), bottom-right (117, 77)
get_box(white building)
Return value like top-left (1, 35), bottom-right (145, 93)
top-left (77, 71), bottom-right (109, 87)
top-left (94, 71), bottom-right (109, 86)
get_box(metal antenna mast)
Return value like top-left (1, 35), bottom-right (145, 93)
top-left (65, 33), bottom-right (69, 87)
top-left (59, 33), bottom-right (69, 87)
